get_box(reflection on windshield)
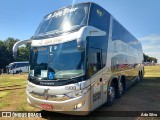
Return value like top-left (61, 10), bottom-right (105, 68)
top-left (30, 41), bottom-right (85, 80)
top-left (34, 4), bottom-right (89, 37)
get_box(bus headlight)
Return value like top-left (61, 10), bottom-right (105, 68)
top-left (65, 86), bottom-right (90, 98)
top-left (74, 102), bottom-right (85, 110)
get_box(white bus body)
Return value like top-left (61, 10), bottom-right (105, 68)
top-left (6, 61), bottom-right (29, 74)
top-left (13, 2), bottom-right (144, 115)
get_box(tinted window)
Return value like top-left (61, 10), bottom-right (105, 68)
top-left (30, 41), bottom-right (85, 80)
top-left (87, 36), bottom-right (107, 68)
top-left (34, 4), bottom-right (89, 37)
top-left (87, 48), bottom-right (102, 78)
top-left (102, 51), bottom-right (107, 67)
top-left (11, 64), bottom-right (16, 70)
top-left (16, 63), bottom-right (20, 68)
top-left (112, 19), bottom-right (142, 50)
top-left (27, 63), bottom-right (29, 66)
top-left (30, 46), bottom-right (49, 78)
top-left (89, 3), bottom-right (110, 32)
top-left (87, 36), bottom-right (108, 50)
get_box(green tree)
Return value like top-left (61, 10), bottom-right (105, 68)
top-left (143, 53), bottom-right (158, 63)
top-left (4, 38), bottom-right (19, 66)
top-left (4, 37), bottom-right (19, 52)
top-left (16, 43), bottom-right (30, 61)
top-left (0, 40), bottom-right (8, 69)
top-left (0, 38), bottom-right (30, 71)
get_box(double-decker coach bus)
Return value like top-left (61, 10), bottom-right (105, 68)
top-left (13, 2), bottom-right (144, 115)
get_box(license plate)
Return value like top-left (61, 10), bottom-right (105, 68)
top-left (41, 103), bottom-right (53, 110)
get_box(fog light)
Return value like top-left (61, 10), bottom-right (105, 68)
top-left (74, 102), bottom-right (85, 110)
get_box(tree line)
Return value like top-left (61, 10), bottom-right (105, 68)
top-left (0, 37), bottom-right (158, 71)
top-left (143, 53), bottom-right (158, 63)
top-left (0, 38), bottom-right (30, 71)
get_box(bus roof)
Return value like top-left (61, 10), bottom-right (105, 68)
top-left (11, 61), bottom-right (28, 63)
top-left (8, 61), bottom-right (29, 65)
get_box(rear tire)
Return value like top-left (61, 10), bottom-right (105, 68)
top-left (140, 71), bottom-right (143, 80)
top-left (137, 72), bottom-right (142, 82)
top-left (16, 70), bottom-right (19, 74)
top-left (107, 81), bottom-right (116, 106)
top-left (117, 79), bottom-right (125, 98)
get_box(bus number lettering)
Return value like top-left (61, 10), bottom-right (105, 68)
top-left (65, 86), bottom-right (76, 90)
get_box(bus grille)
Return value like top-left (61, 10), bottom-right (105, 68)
top-left (29, 92), bottom-right (70, 101)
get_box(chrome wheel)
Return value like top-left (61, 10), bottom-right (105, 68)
top-left (117, 80), bottom-right (125, 98)
top-left (109, 86), bottom-right (115, 101)
top-left (107, 81), bottom-right (116, 106)
top-left (119, 82), bottom-right (124, 95)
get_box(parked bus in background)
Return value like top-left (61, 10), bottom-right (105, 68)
top-left (6, 61), bottom-right (29, 74)
top-left (13, 2), bottom-right (144, 115)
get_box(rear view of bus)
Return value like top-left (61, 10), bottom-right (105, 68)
top-left (13, 2), bottom-right (143, 115)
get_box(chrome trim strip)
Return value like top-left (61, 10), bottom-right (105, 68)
top-left (29, 91), bottom-right (70, 101)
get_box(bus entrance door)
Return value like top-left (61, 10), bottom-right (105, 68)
top-left (88, 48), bottom-right (103, 111)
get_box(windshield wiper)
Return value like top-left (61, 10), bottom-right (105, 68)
top-left (69, 74), bottom-right (84, 79)
top-left (56, 77), bottom-right (71, 80)
top-left (55, 74), bottom-right (84, 81)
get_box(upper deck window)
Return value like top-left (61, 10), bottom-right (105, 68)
top-left (34, 4), bottom-right (90, 38)
top-left (88, 3), bottom-right (110, 32)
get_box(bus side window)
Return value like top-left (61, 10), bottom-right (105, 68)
top-left (102, 51), bottom-right (106, 67)
top-left (16, 63), bottom-right (20, 68)
top-left (87, 48), bottom-right (102, 78)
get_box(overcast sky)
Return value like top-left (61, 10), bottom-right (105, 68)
top-left (0, 0), bottom-right (160, 63)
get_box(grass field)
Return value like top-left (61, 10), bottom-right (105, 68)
top-left (0, 66), bottom-right (160, 120)
top-left (0, 74), bottom-right (39, 111)
top-left (144, 66), bottom-right (160, 77)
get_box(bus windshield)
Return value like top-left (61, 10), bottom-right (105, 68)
top-left (29, 41), bottom-right (85, 80)
top-left (34, 4), bottom-right (89, 38)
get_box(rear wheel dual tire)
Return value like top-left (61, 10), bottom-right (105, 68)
top-left (107, 82), bottom-right (116, 106)
top-left (140, 71), bottom-right (143, 79)
top-left (117, 80), bottom-right (125, 98)
top-left (107, 79), bottom-right (125, 106)
top-left (16, 70), bottom-right (19, 74)
top-left (138, 72), bottom-right (143, 82)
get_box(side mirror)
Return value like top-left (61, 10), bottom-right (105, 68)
top-left (76, 26), bottom-right (106, 50)
top-left (13, 39), bottom-right (32, 58)
top-left (77, 38), bottom-right (85, 50)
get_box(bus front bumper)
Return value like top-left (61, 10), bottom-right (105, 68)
top-left (26, 90), bottom-right (91, 115)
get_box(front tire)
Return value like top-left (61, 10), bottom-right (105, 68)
top-left (107, 82), bottom-right (116, 106)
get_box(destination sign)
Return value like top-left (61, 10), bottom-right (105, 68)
top-left (46, 7), bottom-right (78, 20)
